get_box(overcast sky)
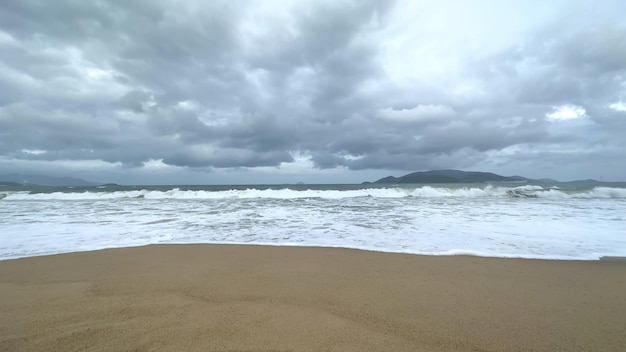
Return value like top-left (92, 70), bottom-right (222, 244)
top-left (1, 0), bottom-right (625, 184)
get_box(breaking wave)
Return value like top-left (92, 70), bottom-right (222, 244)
top-left (2, 186), bottom-right (625, 201)
top-left (506, 186), bottom-right (626, 199)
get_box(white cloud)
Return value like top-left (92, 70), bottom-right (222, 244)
top-left (20, 149), bottom-right (47, 155)
top-left (177, 100), bottom-right (199, 111)
top-left (545, 104), bottom-right (586, 120)
top-left (609, 101), bottom-right (626, 112)
top-left (379, 104), bottom-right (455, 123)
top-left (142, 159), bottom-right (171, 170)
top-left (0, 30), bottom-right (17, 45)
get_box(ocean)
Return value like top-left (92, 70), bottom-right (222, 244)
top-left (1, 183), bottom-right (625, 261)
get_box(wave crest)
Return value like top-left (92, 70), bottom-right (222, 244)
top-left (2, 185), bottom-right (625, 201)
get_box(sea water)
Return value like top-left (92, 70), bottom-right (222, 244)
top-left (1, 183), bottom-right (625, 260)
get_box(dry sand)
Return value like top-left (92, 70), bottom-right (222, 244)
top-left (1, 244), bottom-right (625, 351)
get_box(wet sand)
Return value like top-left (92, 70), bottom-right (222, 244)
top-left (1, 244), bottom-right (625, 351)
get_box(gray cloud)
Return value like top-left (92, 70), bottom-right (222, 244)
top-left (1, 0), bottom-right (625, 182)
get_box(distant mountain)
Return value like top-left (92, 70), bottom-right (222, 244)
top-left (367, 170), bottom-right (531, 184)
top-left (0, 174), bottom-right (98, 186)
top-left (0, 181), bottom-right (22, 186)
top-left (534, 178), bottom-right (559, 183)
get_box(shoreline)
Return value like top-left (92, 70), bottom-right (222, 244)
top-left (2, 242), bottom-right (623, 262)
top-left (600, 255), bottom-right (626, 261)
top-left (2, 243), bottom-right (625, 351)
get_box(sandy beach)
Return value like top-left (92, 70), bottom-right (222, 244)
top-left (1, 244), bottom-right (625, 351)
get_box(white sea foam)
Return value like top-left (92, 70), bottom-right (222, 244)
top-left (2, 186), bottom-right (626, 201)
top-left (1, 185), bottom-right (625, 261)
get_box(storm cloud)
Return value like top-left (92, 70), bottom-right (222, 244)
top-left (1, 0), bottom-right (625, 183)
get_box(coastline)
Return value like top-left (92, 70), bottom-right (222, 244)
top-left (1, 244), bottom-right (625, 351)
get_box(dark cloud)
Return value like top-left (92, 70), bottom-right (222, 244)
top-left (118, 90), bottom-right (151, 113)
top-left (0, 0), bottom-right (625, 182)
